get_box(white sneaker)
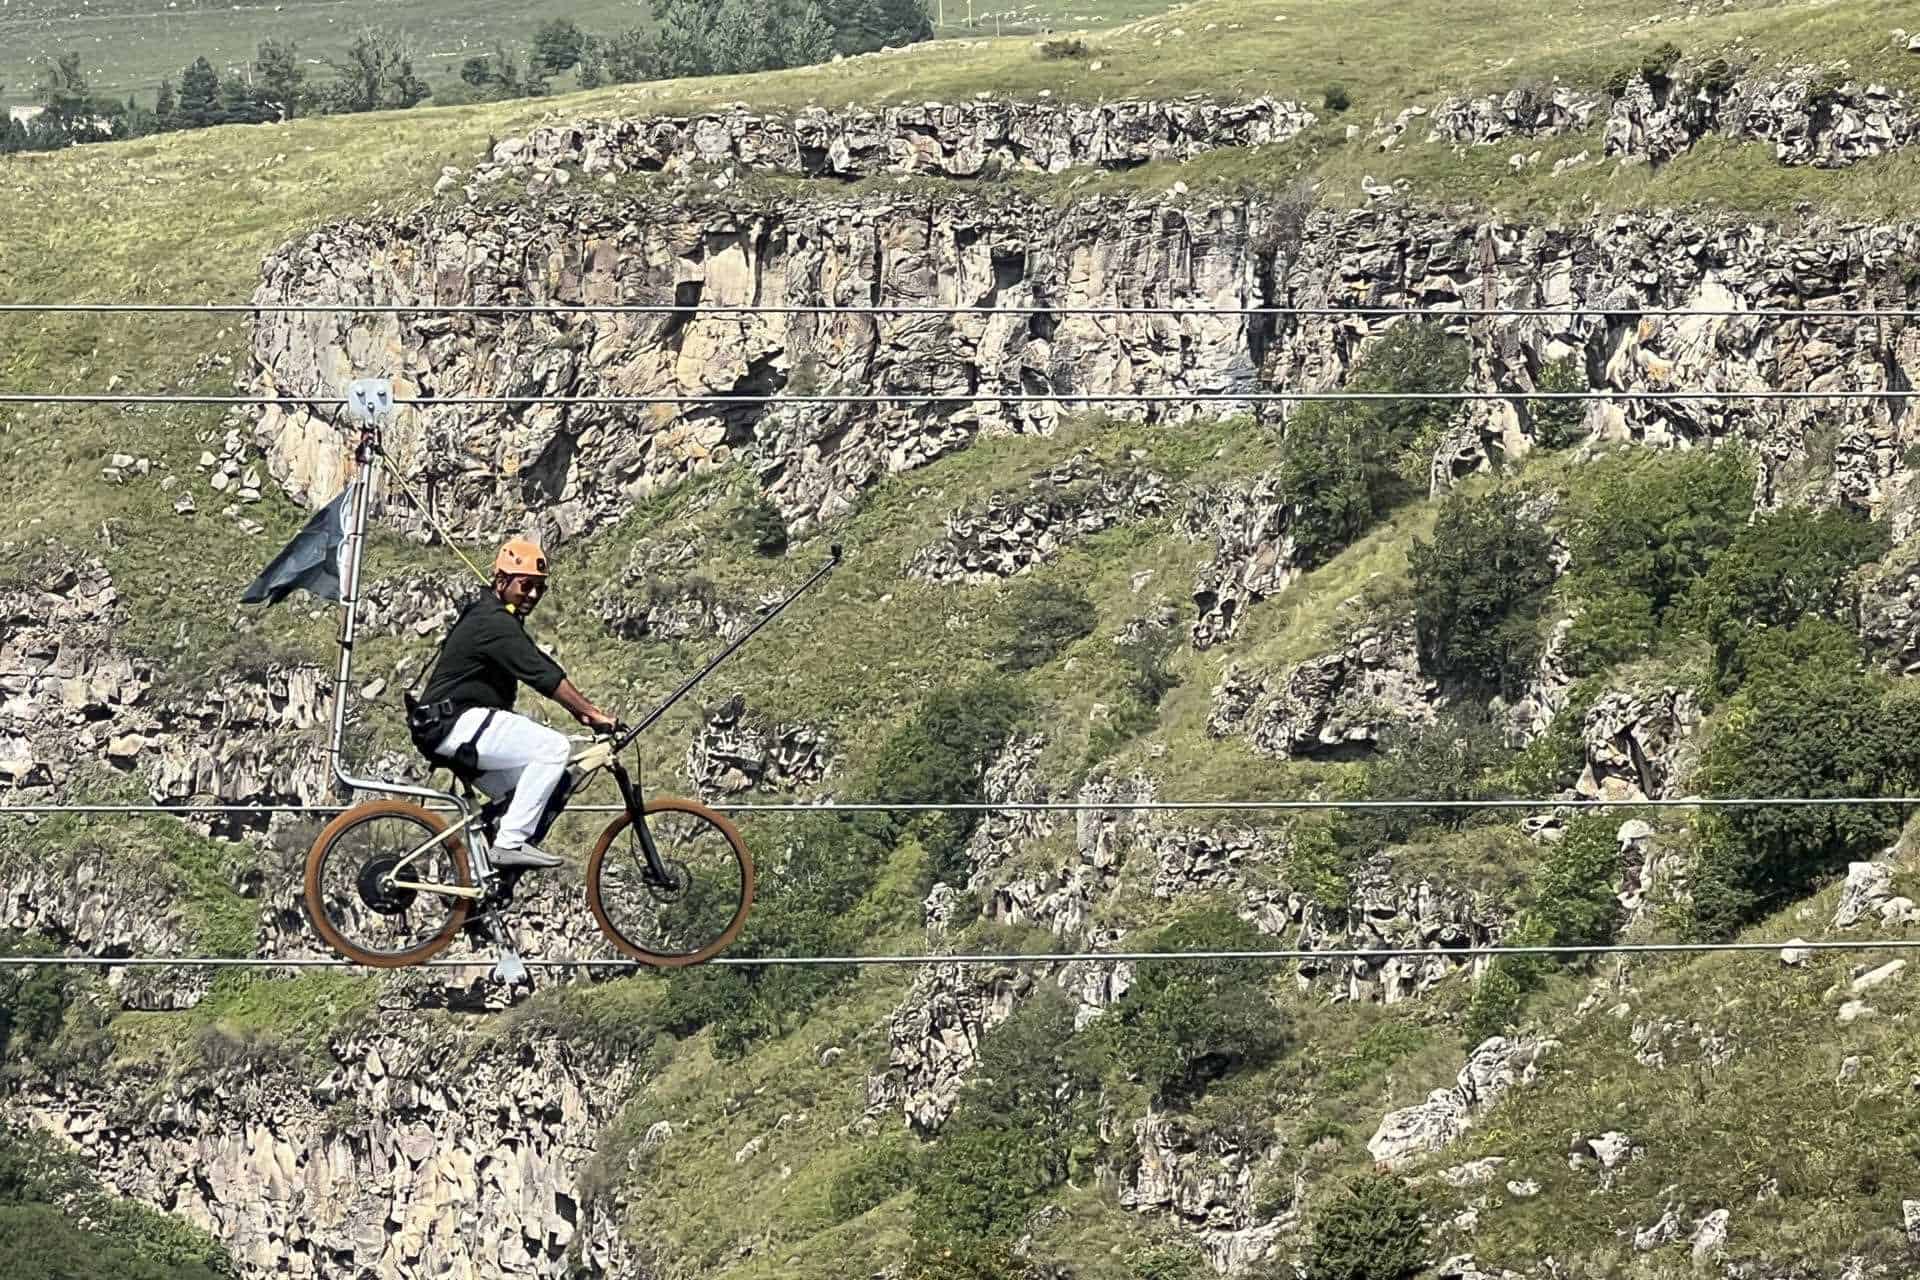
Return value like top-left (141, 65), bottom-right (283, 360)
top-left (492, 843), bottom-right (563, 869)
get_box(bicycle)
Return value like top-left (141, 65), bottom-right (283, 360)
top-left (302, 543), bottom-right (842, 973)
top-left (303, 731), bottom-right (754, 969)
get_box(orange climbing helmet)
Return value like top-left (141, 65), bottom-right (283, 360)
top-left (494, 537), bottom-right (549, 578)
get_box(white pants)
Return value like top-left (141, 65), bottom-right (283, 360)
top-left (435, 709), bottom-right (571, 850)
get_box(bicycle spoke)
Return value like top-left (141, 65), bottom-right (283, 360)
top-left (590, 802), bottom-right (751, 964)
top-left (311, 809), bottom-right (469, 963)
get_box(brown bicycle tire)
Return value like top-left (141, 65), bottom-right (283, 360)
top-left (586, 796), bottom-right (755, 967)
top-left (303, 799), bottom-right (474, 968)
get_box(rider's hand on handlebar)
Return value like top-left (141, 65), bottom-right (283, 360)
top-left (580, 707), bottom-right (619, 733)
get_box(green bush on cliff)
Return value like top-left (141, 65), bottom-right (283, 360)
top-left (0, 932), bottom-right (68, 1069)
top-left (1409, 486), bottom-right (1557, 697)
top-left (1463, 813), bottom-right (1624, 1041)
top-left (1277, 320), bottom-right (1470, 568)
top-left (910, 989), bottom-right (1101, 1254)
top-left (1306, 1174), bottom-right (1431, 1280)
top-left (1686, 506), bottom-right (1889, 695)
top-left (998, 579), bottom-right (1097, 672)
top-left (1561, 447), bottom-right (1753, 674)
top-left (1688, 622), bottom-right (1919, 937)
top-left (869, 674), bottom-right (1030, 888)
top-left (1090, 907), bottom-right (1288, 1102)
top-left (660, 812), bottom-right (896, 1057)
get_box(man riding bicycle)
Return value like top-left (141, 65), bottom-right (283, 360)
top-left (406, 538), bottom-right (617, 869)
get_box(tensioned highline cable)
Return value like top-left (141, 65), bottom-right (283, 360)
top-left (7, 389), bottom-right (1920, 407)
top-left (2, 796), bottom-right (1916, 816)
top-left (2, 938), bottom-right (1917, 970)
top-left (7, 302), bottom-right (1920, 319)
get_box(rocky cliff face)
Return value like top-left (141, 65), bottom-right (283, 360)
top-left (243, 187), bottom-right (1920, 654)
top-left (14, 1024), bottom-right (632, 1279)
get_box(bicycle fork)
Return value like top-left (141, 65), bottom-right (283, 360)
top-left (609, 759), bottom-right (674, 886)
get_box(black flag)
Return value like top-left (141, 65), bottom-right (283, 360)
top-left (240, 482), bottom-right (356, 606)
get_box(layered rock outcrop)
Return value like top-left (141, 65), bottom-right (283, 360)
top-left (685, 693), bottom-right (833, 796)
top-left (1576, 685), bottom-right (1701, 802)
top-left (1206, 612), bottom-right (1440, 757)
top-left (474, 97), bottom-right (1316, 188)
top-left (0, 556), bottom-right (334, 827)
top-left (908, 451), bottom-right (1173, 583)
top-left (1367, 1035), bottom-right (1557, 1168)
top-left (252, 172), bottom-right (1920, 656)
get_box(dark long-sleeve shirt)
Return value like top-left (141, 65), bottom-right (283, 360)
top-left (420, 594), bottom-right (566, 716)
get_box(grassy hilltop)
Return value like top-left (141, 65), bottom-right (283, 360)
top-left (9, 0), bottom-right (1920, 1277)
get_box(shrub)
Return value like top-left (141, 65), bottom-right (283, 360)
top-left (734, 496), bottom-right (789, 557)
top-left (910, 990), bottom-right (1099, 1253)
top-left (869, 676), bottom-right (1030, 887)
top-left (1306, 1173), bottom-right (1431, 1280)
top-left (1462, 954), bottom-right (1536, 1044)
top-left (1462, 813), bottom-right (1622, 1040)
top-left (1527, 356), bottom-right (1588, 450)
top-left (1687, 506), bottom-right (1889, 695)
top-left (1276, 404), bottom-right (1386, 566)
top-left (1409, 486), bottom-right (1557, 696)
top-left (1274, 320), bottom-right (1470, 569)
top-left (1602, 39), bottom-right (1682, 98)
top-left (1086, 624), bottom-right (1184, 764)
top-left (828, 1143), bottom-right (921, 1223)
top-left (1038, 36), bottom-right (1087, 59)
top-left (1135, 1243), bottom-right (1206, 1280)
top-left (1690, 56), bottom-right (1737, 98)
top-left (1562, 448), bottom-right (1753, 674)
top-left (1686, 622), bottom-right (1915, 937)
top-left (1092, 907), bottom-right (1287, 1101)
top-left (1322, 83), bottom-right (1351, 112)
top-left (999, 581), bottom-right (1097, 672)
top-left (1364, 711), bottom-right (1508, 840)
top-left (1530, 813), bottom-right (1626, 948)
top-left (1287, 819), bottom-right (1362, 912)
top-left (0, 932), bottom-right (68, 1069)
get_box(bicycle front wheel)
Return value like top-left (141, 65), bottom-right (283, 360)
top-left (304, 800), bottom-right (474, 968)
top-left (586, 797), bottom-right (754, 967)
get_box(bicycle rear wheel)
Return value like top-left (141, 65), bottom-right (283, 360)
top-left (304, 800), bottom-right (474, 968)
top-left (586, 797), bottom-right (754, 967)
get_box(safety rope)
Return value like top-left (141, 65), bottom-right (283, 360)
top-left (369, 449), bottom-right (491, 587)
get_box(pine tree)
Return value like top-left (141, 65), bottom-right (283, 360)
top-left (599, 27), bottom-right (653, 83)
top-left (828, 0), bottom-right (932, 55)
top-left (575, 36), bottom-right (605, 89)
top-left (176, 57), bottom-right (219, 127)
top-left (709, 0), bottom-right (774, 73)
top-left (38, 52), bottom-right (90, 134)
top-left (779, 0), bottom-right (835, 66)
top-left (531, 18), bottom-right (585, 74)
top-left (255, 39), bottom-right (304, 120)
top-left (652, 0), bottom-right (717, 76)
top-left (324, 27), bottom-right (430, 113)
top-left (154, 76), bottom-right (175, 122)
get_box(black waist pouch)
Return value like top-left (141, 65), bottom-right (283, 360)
top-left (404, 694), bottom-right (468, 763)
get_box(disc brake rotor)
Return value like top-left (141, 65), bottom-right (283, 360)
top-left (642, 856), bottom-right (692, 904)
top-left (356, 854), bottom-right (419, 916)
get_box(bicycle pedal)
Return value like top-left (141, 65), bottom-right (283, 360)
top-left (491, 947), bottom-right (528, 986)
